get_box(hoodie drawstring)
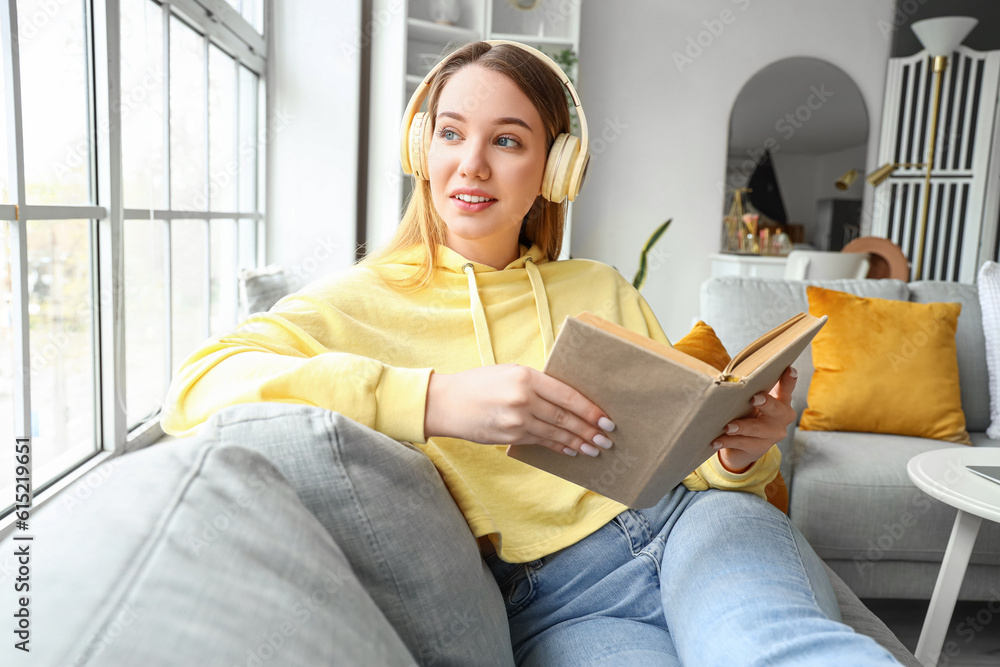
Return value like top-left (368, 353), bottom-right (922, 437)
top-left (524, 257), bottom-right (554, 359)
top-left (463, 257), bottom-right (554, 367)
top-left (464, 263), bottom-right (497, 366)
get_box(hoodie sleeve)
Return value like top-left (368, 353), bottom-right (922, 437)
top-left (159, 294), bottom-right (433, 441)
top-left (681, 445), bottom-right (781, 498)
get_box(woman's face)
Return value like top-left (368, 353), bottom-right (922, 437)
top-left (428, 64), bottom-right (547, 268)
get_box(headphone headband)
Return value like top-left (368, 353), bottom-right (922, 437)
top-left (398, 40), bottom-right (589, 202)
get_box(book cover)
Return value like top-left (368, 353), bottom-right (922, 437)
top-left (506, 311), bottom-right (826, 508)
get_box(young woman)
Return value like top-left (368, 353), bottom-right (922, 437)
top-left (162, 41), bottom-right (900, 665)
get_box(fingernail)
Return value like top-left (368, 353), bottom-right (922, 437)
top-left (752, 394), bottom-right (766, 406)
top-left (580, 443), bottom-right (601, 457)
top-left (593, 434), bottom-right (613, 449)
top-left (562, 447), bottom-right (578, 456)
top-left (790, 367), bottom-right (798, 379)
top-left (712, 440), bottom-right (724, 450)
top-left (725, 423), bottom-right (739, 434)
top-left (598, 417), bottom-right (616, 432)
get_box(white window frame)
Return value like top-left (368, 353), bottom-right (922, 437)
top-left (0, 0), bottom-right (268, 539)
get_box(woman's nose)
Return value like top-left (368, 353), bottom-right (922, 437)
top-left (458, 140), bottom-right (490, 180)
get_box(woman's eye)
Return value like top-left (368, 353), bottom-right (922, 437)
top-left (497, 136), bottom-right (519, 148)
top-left (437, 128), bottom-right (459, 141)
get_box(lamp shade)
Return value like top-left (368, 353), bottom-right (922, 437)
top-left (911, 17), bottom-right (978, 56)
top-left (835, 169), bottom-right (859, 190)
top-left (866, 163), bottom-right (899, 187)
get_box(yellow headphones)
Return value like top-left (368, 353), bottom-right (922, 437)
top-left (398, 40), bottom-right (590, 203)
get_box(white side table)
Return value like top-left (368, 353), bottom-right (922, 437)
top-left (709, 253), bottom-right (788, 279)
top-left (907, 448), bottom-right (1000, 667)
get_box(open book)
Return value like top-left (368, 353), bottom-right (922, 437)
top-left (506, 311), bottom-right (827, 508)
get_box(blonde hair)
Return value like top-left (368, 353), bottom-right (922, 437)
top-left (362, 41), bottom-right (572, 287)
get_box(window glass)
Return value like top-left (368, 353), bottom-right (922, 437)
top-left (0, 41), bottom-right (9, 203)
top-left (209, 45), bottom-right (237, 212)
top-left (169, 17), bottom-right (207, 211)
top-left (210, 219), bottom-right (238, 336)
top-left (257, 79), bottom-right (266, 214)
top-left (17, 0), bottom-right (92, 205)
top-left (1, 223), bottom-right (15, 507)
top-left (1, 0), bottom-right (266, 525)
top-left (27, 219), bottom-right (97, 460)
top-left (124, 219), bottom-right (167, 427)
top-left (238, 66), bottom-right (258, 213)
top-left (121, 0), bottom-right (166, 210)
top-left (171, 219), bottom-right (207, 374)
top-left (243, 0), bottom-right (264, 34)
top-left (238, 218), bottom-right (257, 271)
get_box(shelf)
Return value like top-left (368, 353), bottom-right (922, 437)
top-left (407, 17), bottom-right (482, 44)
top-left (489, 32), bottom-right (575, 49)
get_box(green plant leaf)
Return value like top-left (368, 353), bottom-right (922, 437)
top-left (632, 218), bottom-right (672, 292)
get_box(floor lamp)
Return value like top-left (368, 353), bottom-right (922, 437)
top-left (867, 16), bottom-right (978, 279)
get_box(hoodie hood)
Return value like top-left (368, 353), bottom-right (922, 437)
top-left (386, 242), bottom-right (550, 274)
top-left (379, 243), bottom-right (554, 367)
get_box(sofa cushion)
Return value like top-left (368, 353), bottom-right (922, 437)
top-left (700, 277), bottom-right (911, 424)
top-left (700, 277), bottom-right (914, 484)
top-left (239, 264), bottom-right (294, 319)
top-left (672, 319), bottom-right (732, 373)
top-left (800, 286), bottom-right (970, 444)
top-left (789, 430), bottom-right (1000, 571)
top-left (910, 280), bottom-right (991, 433)
top-left (978, 262), bottom-right (1000, 438)
top-left (207, 403), bottom-right (515, 667)
top-left (10, 429), bottom-right (415, 666)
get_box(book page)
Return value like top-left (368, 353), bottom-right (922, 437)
top-left (725, 313), bottom-right (826, 379)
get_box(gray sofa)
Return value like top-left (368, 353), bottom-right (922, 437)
top-left (701, 276), bottom-right (1000, 601)
top-left (1, 402), bottom-right (920, 665)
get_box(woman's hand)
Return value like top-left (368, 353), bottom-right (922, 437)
top-left (713, 366), bottom-right (798, 473)
top-left (424, 364), bottom-right (615, 457)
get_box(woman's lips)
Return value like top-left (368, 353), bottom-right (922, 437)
top-left (451, 196), bottom-right (497, 212)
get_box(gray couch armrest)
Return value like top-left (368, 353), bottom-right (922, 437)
top-left (824, 563), bottom-right (920, 666)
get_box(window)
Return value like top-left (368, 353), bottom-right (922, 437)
top-left (0, 0), bottom-right (267, 530)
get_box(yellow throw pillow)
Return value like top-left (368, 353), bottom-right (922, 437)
top-left (674, 320), bottom-right (789, 514)
top-left (672, 320), bottom-right (732, 372)
top-left (800, 286), bottom-right (971, 444)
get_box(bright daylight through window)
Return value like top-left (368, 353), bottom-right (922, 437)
top-left (0, 0), bottom-right (267, 526)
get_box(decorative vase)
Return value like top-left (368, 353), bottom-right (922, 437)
top-left (429, 0), bottom-right (460, 26)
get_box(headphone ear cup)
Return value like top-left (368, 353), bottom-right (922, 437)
top-left (542, 133), bottom-right (579, 203)
top-left (567, 151), bottom-right (590, 202)
top-left (408, 111), bottom-right (432, 180)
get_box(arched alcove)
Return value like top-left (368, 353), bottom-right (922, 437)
top-left (724, 57), bottom-right (869, 250)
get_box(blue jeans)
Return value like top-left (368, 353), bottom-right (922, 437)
top-left (486, 487), bottom-right (901, 666)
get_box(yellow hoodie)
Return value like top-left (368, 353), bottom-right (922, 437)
top-left (161, 243), bottom-right (779, 562)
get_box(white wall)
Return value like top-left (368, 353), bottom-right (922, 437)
top-left (265, 1), bottom-right (360, 290)
top-left (574, 0), bottom-right (896, 340)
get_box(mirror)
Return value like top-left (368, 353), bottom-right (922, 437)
top-left (724, 57), bottom-right (869, 252)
